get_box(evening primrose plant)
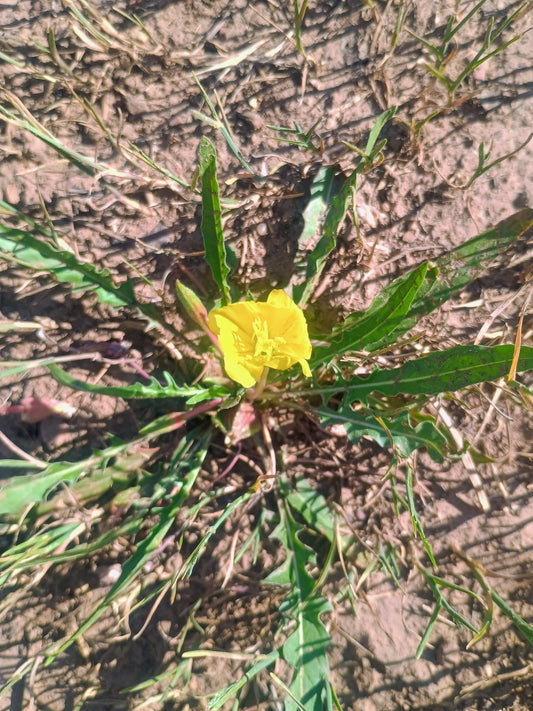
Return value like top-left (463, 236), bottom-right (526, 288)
top-left (1, 108), bottom-right (533, 710)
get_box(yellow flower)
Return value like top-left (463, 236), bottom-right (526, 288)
top-left (208, 290), bottom-right (312, 388)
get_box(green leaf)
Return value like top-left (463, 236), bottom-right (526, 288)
top-left (0, 460), bottom-right (42, 471)
top-left (0, 413), bottom-right (213, 520)
top-left (282, 594), bottom-right (333, 711)
top-left (293, 168), bottom-right (356, 307)
top-left (175, 487), bottom-right (253, 582)
top-left (0, 441), bottom-right (128, 518)
top-left (267, 497), bottom-right (332, 711)
top-left (405, 463), bottom-right (436, 566)
top-left (194, 76), bottom-right (255, 174)
top-left (313, 262), bottom-right (435, 364)
top-left (48, 364), bottom-right (229, 405)
top-left (284, 478), bottom-right (337, 543)
top-left (0, 225), bottom-right (164, 327)
top-left (199, 137), bottom-right (231, 304)
top-left (314, 209), bottom-right (533, 361)
top-left (409, 208), bottom-right (533, 319)
top-left (308, 344), bottom-right (533, 403)
top-left (299, 166), bottom-right (338, 248)
top-left (491, 589), bottom-right (533, 647)
top-left (315, 405), bottom-right (447, 462)
top-left (417, 569), bottom-right (483, 657)
top-left (363, 106), bottom-right (397, 157)
top-left (293, 108), bottom-right (397, 307)
top-left (45, 427), bottom-right (210, 663)
top-left (208, 651), bottom-right (280, 710)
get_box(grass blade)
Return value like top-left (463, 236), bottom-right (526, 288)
top-left (405, 463), bottom-right (436, 566)
top-left (44, 427), bottom-right (210, 664)
top-left (292, 166), bottom-right (356, 308)
top-left (363, 106), bottom-right (397, 157)
top-left (194, 77), bottom-right (255, 174)
top-left (409, 208), bottom-right (533, 318)
top-left (294, 108), bottom-right (396, 307)
top-left (207, 651), bottom-right (280, 709)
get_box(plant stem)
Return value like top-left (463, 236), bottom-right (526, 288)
top-left (248, 367), bottom-right (269, 401)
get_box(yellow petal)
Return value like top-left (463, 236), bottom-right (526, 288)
top-left (299, 359), bottom-right (312, 377)
top-left (208, 290), bottom-right (312, 387)
top-left (224, 358), bottom-right (264, 388)
top-left (266, 289), bottom-right (295, 309)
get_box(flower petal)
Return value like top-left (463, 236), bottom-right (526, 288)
top-left (224, 358), bottom-right (264, 388)
top-left (208, 290), bottom-right (312, 387)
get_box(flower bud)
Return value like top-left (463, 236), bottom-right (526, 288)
top-left (175, 281), bottom-right (209, 329)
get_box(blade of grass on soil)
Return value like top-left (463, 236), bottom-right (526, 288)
top-left (194, 77), bottom-right (255, 174)
top-left (409, 208), bottom-right (533, 316)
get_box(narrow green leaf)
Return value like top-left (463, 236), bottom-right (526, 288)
top-left (194, 76), bottom-right (255, 174)
top-left (44, 428), bottom-right (210, 663)
top-left (316, 405), bottom-right (447, 462)
top-left (0, 104), bottom-right (108, 179)
top-left (267, 497), bottom-right (332, 711)
top-left (313, 262), bottom-right (434, 364)
top-left (491, 590), bottom-right (533, 647)
top-left (199, 137), bottom-right (231, 304)
top-left (405, 464), bottom-right (436, 566)
top-left (293, 167), bottom-right (357, 307)
top-left (299, 166), bottom-right (338, 248)
top-left (175, 487), bottom-right (252, 581)
top-left (0, 354), bottom-right (95, 380)
top-left (294, 108), bottom-right (397, 307)
top-left (0, 444), bottom-right (122, 517)
top-left (284, 478), bottom-right (337, 543)
top-left (0, 225), bottom-right (164, 327)
top-left (208, 651), bottom-right (280, 710)
top-left (307, 345), bottom-right (533, 403)
top-left (0, 523), bottom-right (83, 573)
top-left (0, 414), bottom-right (212, 519)
top-left (48, 363), bottom-right (229, 404)
top-left (314, 209), bottom-right (533, 362)
top-left (416, 599), bottom-right (442, 658)
top-left (409, 208), bottom-right (533, 318)
top-left (0, 460), bottom-right (42, 471)
top-left (428, 574), bottom-right (484, 600)
top-left (363, 106), bottom-right (397, 157)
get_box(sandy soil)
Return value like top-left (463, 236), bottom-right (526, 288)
top-left (0, 1), bottom-right (532, 709)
